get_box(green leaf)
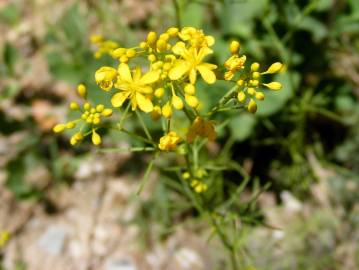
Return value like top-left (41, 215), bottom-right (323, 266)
top-left (181, 2), bottom-right (204, 28)
top-left (3, 42), bottom-right (18, 75)
top-left (0, 3), bottom-right (21, 25)
top-left (5, 153), bottom-right (42, 200)
top-left (220, 0), bottom-right (268, 37)
top-left (298, 16), bottom-right (328, 42)
top-left (229, 113), bottom-right (257, 142)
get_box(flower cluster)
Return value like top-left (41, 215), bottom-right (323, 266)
top-left (90, 35), bottom-right (119, 59)
top-left (224, 41), bottom-right (283, 113)
top-left (53, 84), bottom-right (113, 145)
top-left (182, 169), bottom-right (208, 193)
top-left (94, 27), bottom-right (217, 119)
top-left (54, 27), bottom-right (284, 193)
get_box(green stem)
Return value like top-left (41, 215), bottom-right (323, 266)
top-left (98, 147), bottom-right (155, 153)
top-left (136, 110), bottom-right (153, 141)
top-left (172, 0), bottom-right (182, 28)
top-left (208, 85), bottom-right (238, 117)
top-left (209, 214), bottom-right (239, 270)
top-left (137, 153), bottom-right (158, 195)
top-left (118, 102), bottom-right (131, 130)
top-left (118, 127), bottom-right (156, 146)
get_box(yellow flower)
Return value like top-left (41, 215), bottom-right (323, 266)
top-left (262, 62), bottom-right (283, 74)
top-left (248, 98), bottom-right (257, 113)
top-left (90, 34), bottom-right (104, 44)
top-left (178, 27), bottom-right (214, 48)
top-left (158, 131), bottom-right (182, 151)
top-left (95, 66), bottom-right (118, 91)
top-left (263, 82), bottom-right (282, 90)
top-left (187, 117), bottom-right (216, 143)
top-left (92, 129), bottom-right (101, 145)
top-left (0, 230), bottom-right (10, 248)
top-left (169, 42), bottom-right (217, 84)
top-left (229, 40), bottom-right (240, 54)
top-left (91, 36), bottom-right (119, 59)
top-left (112, 63), bottom-right (160, 112)
top-left (77, 84), bottom-right (87, 97)
top-left (190, 179), bottom-right (208, 193)
top-left (224, 55), bottom-right (246, 72)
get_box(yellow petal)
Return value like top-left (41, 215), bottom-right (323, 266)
top-left (197, 47), bottom-right (213, 61)
top-left (53, 124), bottom-right (65, 133)
top-left (263, 62), bottom-right (283, 74)
top-left (263, 82), bottom-right (282, 90)
top-left (169, 60), bottom-right (189, 80)
top-left (205, 35), bottom-right (215, 46)
top-left (136, 93), bottom-right (153, 112)
top-left (197, 64), bottom-right (216, 84)
top-left (111, 91), bottom-right (130, 107)
top-left (237, 91), bottom-right (246, 102)
top-left (133, 67), bottom-right (142, 81)
top-left (139, 70), bottom-right (160, 84)
top-left (248, 99), bottom-right (257, 113)
top-left (172, 95), bottom-right (184, 110)
top-left (162, 102), bottom-right (172, 118)
top-left (92, 130), bottom-right (101, 145)
top-left (172, 41), bottom-right (186, 55)
top-left (185, 94), bottom-right (199, 108)
top-left (189, 68), bottom-right (197, 84)
top-left (118, 63), bottom-right (132, 82)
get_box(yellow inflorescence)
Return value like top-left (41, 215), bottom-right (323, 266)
top-left (90, 34), bottom-right (119, 59)
top-left (223, 42), bottom-right (283, 113)
top-left (53, 84), bottom-right (112, 146)
top-left (158, 131), bottom-right (182, 151)
top-left (182, 168), bottom-right (208, 193)
top-left (55, 27), bottom-right (283, 154)
top-left (0, 230), bottom-right (10, 248)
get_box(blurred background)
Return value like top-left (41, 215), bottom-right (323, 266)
top-left (0, 0), bottom-right (358, 269)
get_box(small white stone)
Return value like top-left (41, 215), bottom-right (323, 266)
top-left (37, 225), bottom-right (68, 255)
top-left (174, 248), bottom-right (203, 269)
top-left (105, 258), bottom-right (137, 270)
top-left (281, 191), bottom-right (303, 212)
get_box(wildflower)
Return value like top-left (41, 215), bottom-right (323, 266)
top-left (95, 66), bottom-right (118, 91)
top-left (229, 40), bottom-right (240, 54)
top-left (262, 62), bottom-right (283, 74)
top-left (251, 62), bottom-right (260, 71)
top-left (263, 82), bottom-right (282, 90)
top-left (90, 34), bottom-right (104, 44)
top-left (0, 230), bottom-right (10, 248)
top-left (77, 84), bottom-right (87, 97)
top-left (160, 102), bottom-right (171, 118)
top-left (187, 117), bottom-right (216, 143)
top-left (146, 31), bottom-right (157, 45)
top-left (158, 131), bottom-right (182, 151)
top-left (169, 42), bottom-right (217, 84)
top-left (167, 27), bottom-right (179, 36)
top-left (191, 179), bottom-right (208, 193)
top-left (90, 35), bottom-right (119, 59)
top-left (185, 94), bottom-right (199, 108)
top-left (182, 171), bottom-right (191, 179)
top-left (178, 27), bottom-right (214, 48)
top-left (92, 130), bottom-right (101, 145)
top-left (112, 63), bottom-right (160, 112)
top-left (224, 55), bottom-right (246, 80)
top-left (248, 98), bottom-right (257, 113)
top-left (53, 84), bottom-right (112, 146)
